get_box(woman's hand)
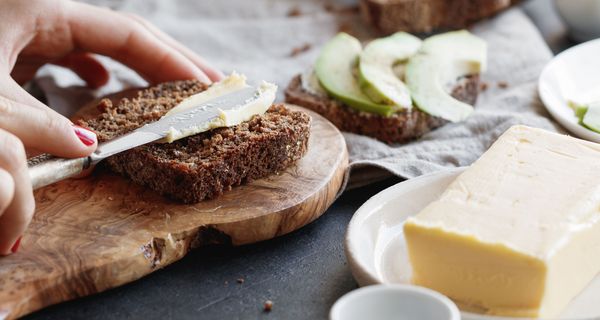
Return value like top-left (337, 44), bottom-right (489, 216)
top-left (0, 0), bottom-right (223, 255)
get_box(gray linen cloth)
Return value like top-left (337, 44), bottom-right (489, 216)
top-left (36, 0), bottom-right (559, 188)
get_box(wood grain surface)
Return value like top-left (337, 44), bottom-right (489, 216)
top-left (0, 96), bottom-right (348, 319)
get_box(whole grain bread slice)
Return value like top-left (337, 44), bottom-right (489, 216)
top-left (78, 80), bottom-right (311, 203)
top-left (284, 74), bottom-right (479, 144)
top-left (360, 0), bottom-right (520, 34)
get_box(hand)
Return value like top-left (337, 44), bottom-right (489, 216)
top-left (0, 0), bottom-right (224, 255)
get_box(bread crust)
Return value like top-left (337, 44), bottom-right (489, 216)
top-left (284, 74), bottom-right (479, 144)
top-left (360, 0), bottom-right (519, 34)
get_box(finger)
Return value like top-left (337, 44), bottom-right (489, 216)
top-left (11, 53), bottom-right (109, 89)
top-left (0, 129), bottom-right (34, 255)
top-left (10, 58), bottom-right (46, 86)
top-left (0, 168), bottom-right (15, 219)
top-left (0, 83), bottom-right (97, 158)
top-left (26, 148), bottom-right (44, 158)
top-left (53, 53), bottom-right (110, 89)
top-left (72, 165), bottom-right (95, 179)
top-left (126, 13), bottom-right (225, 82)
top-left (0, 75), bottom-right (56, 111)
top-left (65, 1), bottom-right (211, 84)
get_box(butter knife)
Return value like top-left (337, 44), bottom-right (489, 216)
top-left (28, 86), bottom-right (257, 189)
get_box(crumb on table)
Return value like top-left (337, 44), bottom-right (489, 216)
top-left (263, 300), bottom-right (273, 312)
top-left (324, 3), bottom-right (359, 14)
top-left (287, 6), bottom-right (301, 17)
top-left (290, 43), bottom-right (312, 57)
top-left (497, 81), bottom-right (509, 89)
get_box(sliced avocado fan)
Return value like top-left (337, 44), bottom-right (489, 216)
top-left (578, 101), bottom-right (600, 133)
top-left (315, 33), bottom-right (396, 117)
top-left (568, 100), bottom-right (589, 121)
top-left (358, 32), bottom-right (422, 109)
top-left (406, 30), bottom-right (487, 122)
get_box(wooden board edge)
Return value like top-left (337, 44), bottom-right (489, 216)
top-left (3, 104), bottom-right (349, 320)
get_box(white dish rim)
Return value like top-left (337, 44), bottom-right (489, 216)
top-left (538, 38), bottom-right (600, 143)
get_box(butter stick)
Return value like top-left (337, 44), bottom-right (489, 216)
top-left (404, 125), bottom-right (600, 318)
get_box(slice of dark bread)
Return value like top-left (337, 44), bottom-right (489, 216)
top-left (78, 80), bottom-right (311, 203)
top-left (284, 75), bottom-right (479, 144)
top-left (360, 0), bottom-right (520, 34)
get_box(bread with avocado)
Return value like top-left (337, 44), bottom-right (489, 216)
top-left (285, 31), bottom-right (484, 144)
top-left (285, 74), bottom-right (479, 144)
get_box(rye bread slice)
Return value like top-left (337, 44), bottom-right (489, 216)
top-left (284, 74), bottom-right (479, 144)
top-left (360, 0), bottom-right (520, 34)
top-left (78, 80), bottom-right (311, 204)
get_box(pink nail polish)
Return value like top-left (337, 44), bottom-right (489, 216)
top-left (11, 236), bottom-right (22, 253)
top-left (73, 125), bottom-right (97, 146)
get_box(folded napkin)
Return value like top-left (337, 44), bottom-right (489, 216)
top-left (37, 0), bottom-right (559, 188)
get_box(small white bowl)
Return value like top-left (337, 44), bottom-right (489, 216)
top-left (330, 284), bottom-right (460, 320)
top-left (555, 0), bottom-right (600, 42)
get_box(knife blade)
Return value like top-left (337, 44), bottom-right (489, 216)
top-left (91, 85), bottom-right (257, 161)
top-left (28, 85), bottom-right (259, 189)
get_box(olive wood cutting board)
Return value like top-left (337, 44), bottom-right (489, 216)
top-left (0, 93), bottom-right (348, 319)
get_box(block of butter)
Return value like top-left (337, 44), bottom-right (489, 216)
top-left (404, 125), bottom-right (600, 318)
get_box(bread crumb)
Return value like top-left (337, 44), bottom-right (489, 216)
top-left (497, 81), bottom-right (509, 89)
top-left (263, 300), bottom-right (273, 312)
top-left (96, 99), bottom-right (113, 112)
top-left (290, 43), bottom-right (312, 57)
top-left (324, 3), bottom-right (359, 14)
top-left (108, 196), bottom-right (114, 201)
top-left (337, 22), bottom-right (352, 35)
top-left (479, 82), bottom-right (488, 91)
top-left (287, 6), bottom-right (301, 17)
top-left (237, 278), bottom-right (245, 284)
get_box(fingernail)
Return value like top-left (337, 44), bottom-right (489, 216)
top-left (73, 125), bottom-right (97, 146)
top-left (11, 236), bottom-right (22, 253)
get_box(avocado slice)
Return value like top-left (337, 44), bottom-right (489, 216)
top-left (568, 100), bottom-right (589, 121)
top-left (582, 102), bottom-right (600, 133)
top-left (358, 32), bottom-right (422, 108)
top-left (406, 30), bottom-right (486, 122)
top-left (315, 33), bottom-right (396, 116)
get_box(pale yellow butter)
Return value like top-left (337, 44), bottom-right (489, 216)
top-left (164, 72), bottom-right (247, 117)
top-left (162, 73), bottom-right (276, 143)
top-left (404, 125), bottom-right (600, 318)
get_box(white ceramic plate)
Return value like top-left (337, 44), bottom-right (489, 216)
top-left (538, 39), bottom-right (600, 143)
top-left (345, 168), bottom-right (600, 320)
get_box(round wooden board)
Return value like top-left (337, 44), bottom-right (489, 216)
top-left (0, 92), bottom-right (348, 319)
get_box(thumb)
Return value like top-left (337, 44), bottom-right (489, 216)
top-left (0, 77), bottom-right (97, 158)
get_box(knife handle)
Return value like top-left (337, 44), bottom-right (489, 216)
top-left (27, 154), bottom-right (91, 190)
